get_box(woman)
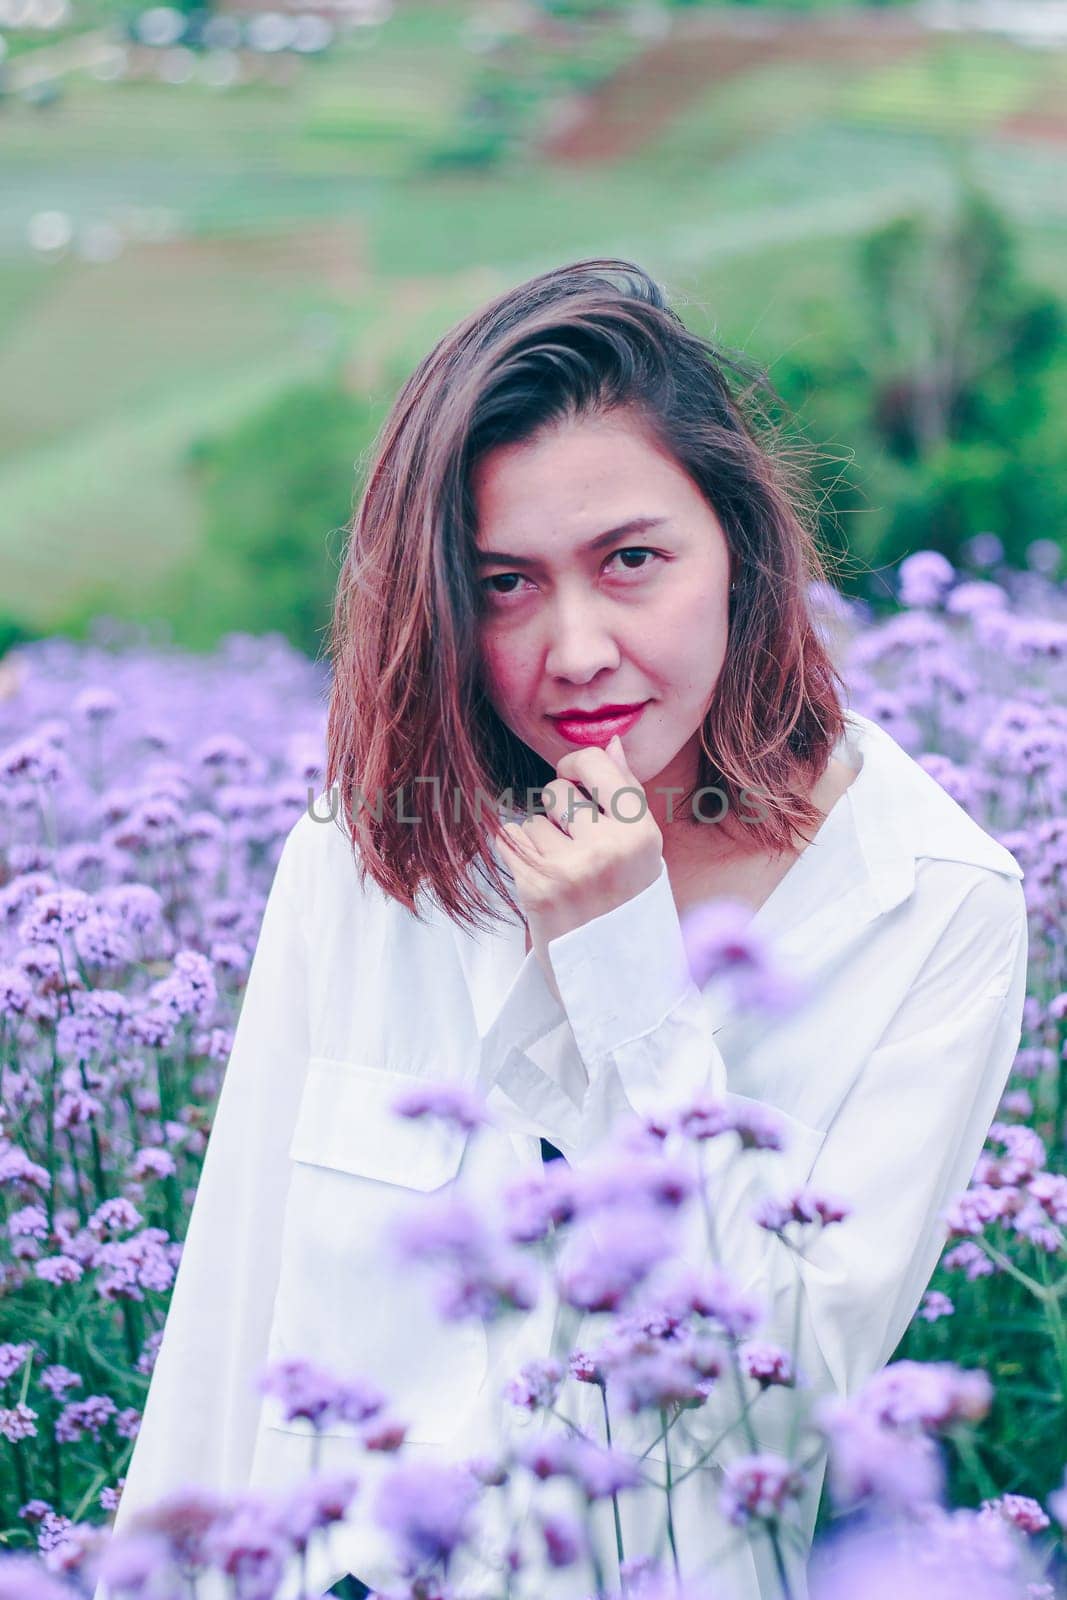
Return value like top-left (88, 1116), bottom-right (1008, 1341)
top-left (97, 260), bottom-right (1028, 1600)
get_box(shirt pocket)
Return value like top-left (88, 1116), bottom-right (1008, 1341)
top-left (723, 1091), bottom-right (828, 1193)
top-left (289, 1054), bottom-right (472, 1188)
top-left (265, 1055), bottom-right (490, 1444)
top-left (700, 1091), bottom-right (830, 1277)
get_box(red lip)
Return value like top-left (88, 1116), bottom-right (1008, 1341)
top-left (548, 702), bottom-right (647, 720)
top-left (549, 702), bottom-right (650, 747)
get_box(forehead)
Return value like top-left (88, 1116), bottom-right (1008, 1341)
top-left (471, 415), bottom-right (694, 544)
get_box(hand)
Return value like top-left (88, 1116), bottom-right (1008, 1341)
top-left (497, 733), bottom-right (664, 1006)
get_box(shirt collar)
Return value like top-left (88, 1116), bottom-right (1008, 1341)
top-left (836, 710), bottom-right (915, 918)
top-left (840, 709), bottom-right (1024, 919)
top-left (449, 709), bottom-right (1024, 1042)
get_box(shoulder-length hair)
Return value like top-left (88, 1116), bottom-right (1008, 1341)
top-left (325, 256), bottom-right (848, 935)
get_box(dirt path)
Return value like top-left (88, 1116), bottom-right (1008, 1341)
top-left (120, 221), bottom-right (369, 301)
top-left (998, 73), bottom-right (1067, 143)
top-left (538, 11), bottom-right (933, 165)
top-left (6, 28), bottom-right (116, 90)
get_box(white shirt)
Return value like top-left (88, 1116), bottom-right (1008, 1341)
top-left (100, 709), bottom-right (1028, 1600)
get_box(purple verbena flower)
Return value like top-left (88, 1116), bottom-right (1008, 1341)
top-left (391, 1192), bottom-right (539, 1322)
top-left (55, 1396), bottom-right (116, 1443)
top-left (128, 1484), bottom-right (230, 1566)
top-left (514, 1433), bottom-right (643, 1502)
top-left (539, 1509), bottom-right (585, 1568)
top-left (18, 891), bottom-right (93, 948)
top-left (201, 1499), bottom-right (291, 1600)
top-left (266, 1471), bottom-right (361, 1550)
top-left (40, 1366), bottom-right (81, 1402)
top-left (898, 550), bottom-right (956, 609)
top-left (739, 1341), bottom-right (795, 1389)
top-left (556, 1204), bottom-right (677, 1313)
top-left (917, 1290), bottom-right (955, 1323)
top-left (720, 1452), bottom-right (805, 1528)
top-left (391, 1080), bottom-right (492, 1133)
top-left (0, 1343), bottom-right (34, 1386)
top-left (808, 1517), bottom-right (1021, 1600)
top-left (500, 1165), bottom-right (576, 1243)
top-left (0, 1404), bottom-right (38, 1443)
top-left (860, 1360), bottom-right (992, 1431)
top-left (256, 1358), bottom-right (383, 1432)
top-left (504, 1358), bottom-right (564, 1413)
top-left (373, 1461), bottom-right (480, 1569)
top-left (0, 1552), bottom-right (77, 1600)
top-left (678, 901), bottom-right (801, 1015)
top-left (813, 1401), bottom-right (944, 1514)
top-left (979, 1494), bottom-right (1049, 1534)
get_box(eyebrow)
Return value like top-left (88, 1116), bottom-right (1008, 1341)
top-left (473, 515), bottom-right (670, 568)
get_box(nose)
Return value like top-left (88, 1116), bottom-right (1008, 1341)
top-left (542, 586), bottom-right (621, 684)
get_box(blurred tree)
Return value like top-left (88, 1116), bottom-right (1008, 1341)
top-left (768, 181), bottom-right (1067, 592)
top-left (857, 185), bottom-right (1062, 463)
top-left (0, 613), bottom-right (39, 658)
top-left (171, 372), bottom-right (385, 659)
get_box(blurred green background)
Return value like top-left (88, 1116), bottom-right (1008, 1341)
top-left (2, 0), bottom-right (1065, 662)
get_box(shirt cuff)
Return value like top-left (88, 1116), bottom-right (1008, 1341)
top-left (475, 948), bottom-right (589, 1150)
top-left (487, 1026), bottom-right (587, 1152)
top-left (480, 945), bottom-right (569, 1064)
top-left (546, 859), bottom-right (693, 1068)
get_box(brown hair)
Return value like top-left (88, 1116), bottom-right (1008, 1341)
top-left (325, 257), bottom-right (847, 935)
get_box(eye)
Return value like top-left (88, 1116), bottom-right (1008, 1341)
top-left (478, 547), bottom-right (663, 603)
top-left (479, 573), bottom-right (528, 600)
top-left (610, 546), bottom-right (661, 573)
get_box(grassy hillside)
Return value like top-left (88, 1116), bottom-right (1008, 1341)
top-left (1, 3), bottom-right (1065, 636)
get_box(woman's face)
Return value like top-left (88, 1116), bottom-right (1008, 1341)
top-left (472, 408), bottom-right (734, 829)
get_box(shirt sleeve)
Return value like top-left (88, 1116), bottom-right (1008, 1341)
top-left (473, 862), bottom-right (728, 1153)
top-left (473, 945), bottom-right (595, 1152)
top-left (547, 859), bottom-right (730, 1145)
top-left (762, 869), bottom-right (1029, 1399)
top-left (96, 820), bottom-right (312, 1573)
top-left (546, 862), bottom-right (1029, 1456)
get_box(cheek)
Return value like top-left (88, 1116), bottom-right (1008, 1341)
top-left (653, 582), bottom-right (729, 693)
top-left (478, 632), bottom-right (532, 718)
top-left (674, 571), bottom-right (728, 630)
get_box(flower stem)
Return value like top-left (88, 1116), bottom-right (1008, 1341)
top-left (660, 1407), bottom-right (680, 1581)
top-left (600, 1385), bottom-right (625, 1570)
top-left (695, 1144), bottom-right (799, 1600)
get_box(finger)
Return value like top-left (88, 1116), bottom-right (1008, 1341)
top-left (554, 743), bottom-right (647, 829)
top-left (521, 812), bottom-right (573, 862)
top-left (499, 817), bottom-right (572, 878)
top-left (540, 776), bottom-right (600, 836)
top-left (557, 783), bottom-right (605, 842)
top-left (497, 821), bottom-right (546, 874)
top-left (557, 736), bottom-right (641, 790)
top-left (607, 731), bottom-right (638, 780)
